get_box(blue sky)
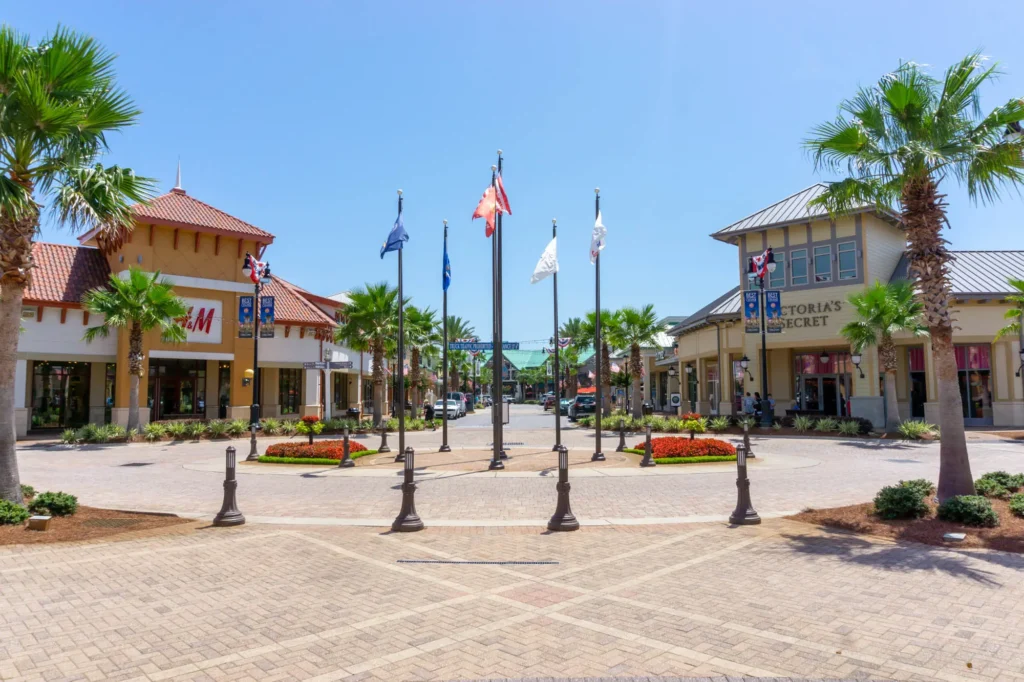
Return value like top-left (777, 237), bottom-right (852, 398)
top-left (14, 2), bottom-right (1024, 346)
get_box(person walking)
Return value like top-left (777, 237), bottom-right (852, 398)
top-left (742, 392), bottom-right (755, 415)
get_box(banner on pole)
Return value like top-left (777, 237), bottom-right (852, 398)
top-left (448, 341), bottom-right (519, 351)
top-left (260, 296), bottom-right (275, 338)
top-left (743, 291), bottom-right (760, 334)
top-left (765, 290), bottom-right (782, 333)
top-left (238, 296), bottom-right (254, 339)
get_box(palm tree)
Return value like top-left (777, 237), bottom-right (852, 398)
top-left (805, 53), bottom-right (1024, 500)
top-left (336, 283), bottom-right (398, 426)
top-left (517, 365), bottom-right (548, 400)
top-left (445, 316), bottom-right (475, 391)
top-left (560, 346), bottom-right (580, 398)
top-left (580, 310), bottom-right (617, 416)
top-left (994, 278), bottom-right (1024, 343)
top-left (477, 366), bottom-right (493, 397)
top-left (559, 317), bottom-right (586, 399)
top-left (607, 305), bottom-right (662, 419)
top-left (404, 305), bottom-right (440, 418)
top-left (840, 281), bottom-right (927, 432)
top-left (0, 27), bottom-right (154, 504)
top-left (82, 268), bottom-right (188, 431)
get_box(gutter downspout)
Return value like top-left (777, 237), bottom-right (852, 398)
top-left (715, 321), bottom-right (723, 416)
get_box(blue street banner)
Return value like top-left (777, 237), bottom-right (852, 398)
top-left (238, 296), bottom-right (254, 339)
top-left (743, 291), bottom-right (760, 334)
top-left (765, 290), bottom-right (782, 333)
top-left (448, 341), bottom-right (520, 351)
top-left (260, 296), bottom-right (275, 339)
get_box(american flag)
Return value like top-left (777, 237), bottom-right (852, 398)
top-left (244, 253), bottom-right (265, 284)
top-left (557, 337), bottom-right (571, 348)
top-left (610, 362), bottom-right (621, 374)
top-left (496, 171), bottom-right (512, 215)
top-left (750, 247), bottom-right (773, 279)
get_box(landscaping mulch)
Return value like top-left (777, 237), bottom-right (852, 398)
top-left (789, 498), bottom-right (1024, 554)
top-left (0, 505), bottom-right (195, 546)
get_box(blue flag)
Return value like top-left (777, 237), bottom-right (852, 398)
top-left (380, 209), bottom-right (409, 258)
top-left (443, 236), bottom-right (451, 291)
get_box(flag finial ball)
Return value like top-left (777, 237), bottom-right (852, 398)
top-left (595, 187), bottom-right (600, 194)
top-left (552, 218), bottom-right (557, 225)
top-left (397, 189), bottom-right (403, 196)
top-left (491, 165), bottom-right (497, 171)
top-left (497, 149), bottom-right (503, 155)
top-left (443, 219), bottom-right (447, 226)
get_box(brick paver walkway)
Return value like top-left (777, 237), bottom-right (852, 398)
top-left (2, 520), bottom-right (1023, 681)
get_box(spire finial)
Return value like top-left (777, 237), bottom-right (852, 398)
top-left (172, 158), bottom-right (184, 193)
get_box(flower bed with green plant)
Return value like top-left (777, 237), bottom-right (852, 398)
top-left (258, 440), bottom-right (377, 464)
top-left (1, 487), bottom-right (79, 526)
top-left (576, 412), bottom-right (873, 436)
top-left (623, 437), bottom-right (736, 463)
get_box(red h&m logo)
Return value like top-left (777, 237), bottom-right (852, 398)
top-left (179, 307), bottom-right (216, 334)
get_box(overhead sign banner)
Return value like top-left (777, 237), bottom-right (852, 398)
top-left (329, 361), bottom-right (353, 369)
top-left (765, 290), bottom-right (782, 333)
top-left (303, 361), bottom-right (328, 370)
top-left (743, 291), bottom-right (760, 334)
top-left (259, 296), bottom-right (275, 339)
top-left (238, 296), bottom-right (254, 339)
top-left (448, 341), bottom-right (520, 351)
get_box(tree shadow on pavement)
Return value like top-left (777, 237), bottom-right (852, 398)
top-left (778, 529), bottom-right (1023, 586)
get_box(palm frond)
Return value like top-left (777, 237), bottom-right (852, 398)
top-left (50, 163), bottom-right (155, 235)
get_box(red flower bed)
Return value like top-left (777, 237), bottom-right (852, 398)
top-left (678, 412), bottom-right (701, 421)
top-left (631, 437), bottom-right (735, 458)
top-left (300, 415), bottom-right (320, 425)
top-left (264, 440), bottom-right (367, 460)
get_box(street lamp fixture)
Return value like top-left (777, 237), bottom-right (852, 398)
top-left (851, 351), bottom-right (865, 379)
top-left (739, 354), bottom-right (753, 381)
top-left (242, 252), bottom-right (271, 461)
top-left (819, 350), bottom-right (830, 365)
top-left (745, 247), bottom-right (777, 427)
top-left (667, 367), bottom-right (677, 377)
top-left (685, 363), bottom-right (693, 375)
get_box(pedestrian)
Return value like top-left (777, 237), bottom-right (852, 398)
top-left (767, 393), bottom-right (776, 414)
top-left (742, 392), bottom-right (754, 415)
top-left (753, 392), bottom-right (762, 417)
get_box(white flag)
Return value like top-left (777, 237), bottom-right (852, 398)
top-left (590, 211), bottom-right (607, 264)
top-left (530, 237), bottom-right (558, 284)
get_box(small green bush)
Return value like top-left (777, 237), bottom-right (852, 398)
top-left (61, 429), bottom-right (78, 444)
top-left (977, 471), bottom-right (1024, 492)
top-left (736, 415), bottom-right (756, 430)
top-left (104, 424), bottom-right (127, 441)
top-left (261, 417), bottom-right (281, 435)
top-left (0, 500), bottom-right (30, 525)
top-left (899, 479), bottom-right (935, 499)
top-left (792, 415), bottom-right (814, 432)
top-left (708, 416), bottom-right (731, 433)
top-left (577, 416), bottom-right (594, 428)
top-left (937, 495), bottom-right (999, 528)
top-left (772, 421), bottom-right (783, 431)
top-left (281, 420), bottom-right (298, 435)
top-left (165, 421), bottom-right (188, 439)
top-left (184, 421), bottom-right (207, 440)
top-left (664, 418), bottom-right (682, 433)
top-left (683, 417), bottom-right (707, 436)
top-left (897, 419), bottom-right (939, 440)
top-left (21, 484), bottom-right (36, 499)
top-left (1009, 493), bottom-right (1024, 519)
top-left (873, 485), bottom-right (930, 520)
top-left (815, 417), bottom-right (839, 432)
top-left (227, 419), bottom-right (248, 437)
top-left (207, 420), bottom-right (230, 438)
top-left (75, 423), bottom-right (102, 443)
top-left (28, 491), bottom-right (79, 517)
top-left (974, 477), bottom-right (1010, 499)
top-left (838, 420), bottom-right (860, 436)
top-left (143, 422), bottom-right (167, 441)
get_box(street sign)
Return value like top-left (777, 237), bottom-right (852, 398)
top-left (329, 361), bottom-right (353, 369)
top-left (304, 361), bottom-right (354, 370)
top-left (448, 341), bottom-right (519, 351)
top-left (303, 361), bottom-right (328, 370)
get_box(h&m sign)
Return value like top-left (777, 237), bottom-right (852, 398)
top-left (178, 298), bottom-right (222, 344)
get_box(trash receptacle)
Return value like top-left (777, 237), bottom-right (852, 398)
top-left (642, 402), bottom-right (654, 416)
top-left (347, 407), bottom-right (360, 420)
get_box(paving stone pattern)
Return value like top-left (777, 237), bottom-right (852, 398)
top-left (2, 520), bottom-right (1023, 681)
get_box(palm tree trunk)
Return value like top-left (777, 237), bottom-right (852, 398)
top-left (0, 281), bottom-right (25, 504)
top-left (903, 177), bottom-right (973, 500)
top-left (410, 347), bottom-right (420, 419)
top-left (601, 341), bottom-right (612, 417)
top-left (127, 321), bottom-right (143, 432)
top-left (630, 344), bottom-right (643, 419)
top-left (372, 346), bottom-right (384, 426)
top-left (878, 337), bottom-right (901, 432)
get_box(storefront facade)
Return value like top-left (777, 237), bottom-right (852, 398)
top-left (670, 184), bottom-right (1024, 428)
top-left (14, 183), bottom-right (369, 438)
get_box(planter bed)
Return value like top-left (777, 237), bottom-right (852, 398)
top-left (622, 449), bottom-right (736, 464)
top-left (0, 505), bottom-right (193, 546)
top-left (258, 450), bottom-right (378, 465)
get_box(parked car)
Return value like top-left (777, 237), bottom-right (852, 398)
top-left (568, 395), bottom-right (596, 421)
top-left (446, 392), bottom-right (467, 417)
top-left (559, 398), bottom-right (573, 416)
top-left (480, 395), bottom-right (493, 407)
top-left (434, 400), bottom-right (461, 420)
top-left (542, 395), bottom-right (557, 410)
top-left (503, 395), bottom-right (514, 404)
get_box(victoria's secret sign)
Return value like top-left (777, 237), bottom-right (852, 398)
top-left (779, 300), bottom-right (842, 329)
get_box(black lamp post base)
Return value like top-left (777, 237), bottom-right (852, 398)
top-left (499, 450), bottom-right (509, 460)
top-left (640, 458), bottom-right (657, 468)
top-left (394, 450), bottom-right (405, 463)
top-left (392, 482), bottom-right (424, 532)
top-left (551, 444), bottom-right (560, 452)
top-left (591, 452), bottom-right (605, 462)
top-left (547, 482), bottom-right (579, 532)
top-left (339, 458), bottom-right (355, 468)
top-left (213, 480), bottom-right (245, 527)
top-left (378, 431), bottom-right (391, 453)
top-left (213, 510), bottom-right (246, 527)
top-left (439, 444), bottom-right (452, 452)
top-left (729, 507), bottom-right (762, 525)
top-left (245, 430), bottom-right (259, 462)
top-left (488, 458), bottom-right (504, 470)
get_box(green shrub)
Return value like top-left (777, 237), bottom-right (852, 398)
top-left (977, 471), bottom-right (1024, 492)
top-left (683, 417), bottom-right (707, 436)
top-left (577, 416), bottom-right (594, 428)
top-left (227, 419), bottom-right (248, 437)
top-left (814, 417), bottom-right (839, 432)
top-left (648, 416), bottom-right (667, 432)
top-left (281, 420), bottom-right (298, 435)
top-left (104, 424), bottom-right (127, 441)
top-left (184, 421), bottom-right (207, 440)
top-left (792, 415), bottom-right (814, 432)
top-left (75, 423), bottom-right (102, 443)
top-left (20, 484), bottom-right (36, 499)
top-left (838, 420), bottom-right (860, 436)
top-left (207, 420), bottom-right (230, 438)
top-left (664, 418), bottom-right (682, 433)
top-left (165, 421), bottom-right (188, 439)
top-left (295, 419), bottom-right (325, 436)
top-left (873, 485), bottom-right (930, 520)
top-left (127, 428), bottom-right (138, 442)
top-left (28, 491), bottom-right (79, 517)
top-left (899, 479), bottom-right (935, 499)
top-left (384, 418), bottom-right (399, 431)
top-left (261, 417), bottom-right (281, 435)
top-left (736, 415), bottom-right (756, 430)
top-left (61, 429), bottom-right (78, 444)
top-left (937, 495), bottom-right (999, 527)
top-left (897, 419), bottom-right (939, 440)
top-left (708, 416), bottom-right (731, 433)
top-left (771, 421), bottom-right (783, 431)
top-left (143, 422), bottom-right (167, 441)
top-left (974, 477), bottom-right (1010, 499)
top-left (0, 500), bottom-right (30, 525)
top-left (1009, 494), bottom-right (1024, 519)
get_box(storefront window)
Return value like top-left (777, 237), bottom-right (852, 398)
top-left (104, 363), bottom-right (116, 424)
top-left (908, 347), bottom-right (926, 418)
top-left (685, 369), bottom-right (697, 412)
top-left (813, 245), bottom-right (832, 282)
top-left (706, 364), bottom-right (719, 414)
top-left (218, 362), bottom-right (231, 419)
top-left (279, 368), bottom-right (302, 415)
top-left (769, 258), bottom-right (785, 289)
top-left (790, 249), bottom-right (808, 285)
top-left (955, 344), bottom-right (992, 423)
top-left (792, 352), bottom-right (851, 416)
top-left (838, 241), bottom-right (857, 280)
top-left (147, 359), bottom-right (207, 420)
top-left (363, 378), bottom-right (374, 411)
top-left (333, 373), bottom-right (350, 411)
top-left (31, 361), bottom-right (90, 429)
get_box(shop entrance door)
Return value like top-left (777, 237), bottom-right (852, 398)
top-left (797, 374), bottom-right (849, 416)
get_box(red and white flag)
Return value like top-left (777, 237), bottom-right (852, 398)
top-left (472, 186), bottom-right (499, 237)
top-left (610, 362), bottom-right (621, 374)
top-left (588, 370), bottom-right (595, 379)
top-left (244, 253), bottom-right (264, 284)
top-left (496, 172), bottom-right (512, 215)
top-left (751, 247), bottom-right (773, 279)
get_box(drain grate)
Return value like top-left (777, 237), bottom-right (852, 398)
top-left (397, 560), bottom-right (558, 566)
top-left (486, 442), bottom-right (524, 447)
top-left (83, 518), bottom-right (143, 528)
top-left (120, 462), bottom-right (154, 467)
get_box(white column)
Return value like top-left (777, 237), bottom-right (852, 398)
top-left (324, 372), bottom-right (333, 421)
top-left (303, 368), bottom-right (320, 418)
top-left (15, 359), bottom-right (28, 439)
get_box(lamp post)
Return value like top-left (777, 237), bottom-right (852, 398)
top-left (667, 365), bottom-right (677, 413)
top-left (685, 363), bottom-right (694, 412)
top-left (242, 253), bottom-right (271, 461)
top-left (746, 250), bottom-right (776, 427)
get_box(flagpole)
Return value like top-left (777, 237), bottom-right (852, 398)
top-left (496, 150), bottom-right (507, 461)
top-left (552, 218), bottom-right (561, 452)
top-left (593, 188), bottom-right (605, 461)
top-left (489, 163), bottom-right (503, 470)
top-left (396, 189), bottom-right (407, 462)
top-left (440, 220), bottom-right (451, 452)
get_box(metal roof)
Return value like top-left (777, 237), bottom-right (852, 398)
top-left (666, 286), bottom-right (741, 336)
top-left (891, 250), bottom-right (1024, 297)
top-left (711, 184), bottom-right (885, 242)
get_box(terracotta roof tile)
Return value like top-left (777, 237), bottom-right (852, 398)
top-left (262, 276), bottom-right (337, 326)
top-left (130, 189), bottom-right (274, 241)
top-left (24, 243), bottom-right (110, 305)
